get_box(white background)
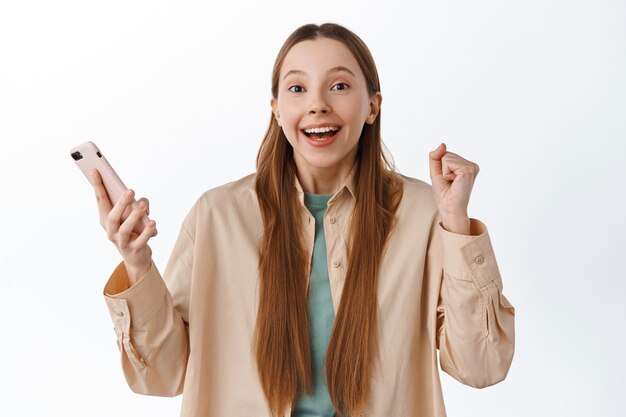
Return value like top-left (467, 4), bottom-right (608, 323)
top-left (1, 0), bottom-right (624, 416)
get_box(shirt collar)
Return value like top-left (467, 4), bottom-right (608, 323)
top-left (294, 161), bottom-right (358, 203)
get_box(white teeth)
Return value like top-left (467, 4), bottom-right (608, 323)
top-left (304, 126), bottom-right (339, 134)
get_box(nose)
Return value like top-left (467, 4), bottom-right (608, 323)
top-left (308, 90), bottom-right (331, 115)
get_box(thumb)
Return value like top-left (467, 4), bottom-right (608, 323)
top-left (429, 142), bottom-right (446, 179)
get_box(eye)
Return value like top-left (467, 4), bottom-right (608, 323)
top-left (332, 82), bottom-right (349, 91)
top-left (288, 85), bottom-right (304, 93)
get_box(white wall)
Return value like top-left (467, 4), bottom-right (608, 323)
top-left (0, 0), bottom-right (624, 415)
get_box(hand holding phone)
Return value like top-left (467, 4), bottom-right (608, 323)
top-left (70, 141), bottom-right (158, 284)
top-left (92, 169), bottom-right (156, 284)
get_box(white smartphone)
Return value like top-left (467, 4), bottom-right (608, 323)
top-left (69, 141), bottom-right (157, 236)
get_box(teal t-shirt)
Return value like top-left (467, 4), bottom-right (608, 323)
top-left (292, 192), bottom-right (337, 417)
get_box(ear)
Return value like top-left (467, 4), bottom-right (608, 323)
top-left (365, 92), bottom-right (382, 125)
top-left (270, 97), bottom-right (281, 127)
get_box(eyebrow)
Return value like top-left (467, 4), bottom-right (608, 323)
top-left (282, 66), bottom-right (357, 80)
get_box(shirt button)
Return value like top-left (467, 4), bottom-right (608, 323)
top-left (333, 260), bottom-right (340, 268)
top-left (475, 256), bottom-right (484, 264)
top-left (329, 217), bottom-right (336, 224)
top-left (116, 311), bottom-right (124, 317)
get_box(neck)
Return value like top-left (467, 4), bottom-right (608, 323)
top-left (294, 153), bottom-right (356, 195)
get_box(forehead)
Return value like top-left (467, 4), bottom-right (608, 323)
top-left (280, 37), bottom-right (363, 80)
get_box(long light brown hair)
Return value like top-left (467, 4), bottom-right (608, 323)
top-left (253, 23), bottom-right (404, 417)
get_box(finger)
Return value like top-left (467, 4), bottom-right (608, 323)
top-left (131, 218), bottom-right (157, 250)
top-left (117, 201), bottom-right (148, 247)
top-left (107, 189), bottom-right (135, 238)
top-left (443, 155), bottom-right (471, 181)
top-left (133, 198), bottom-right (154, 234)
top-left (440, 148), bottom-right (478, 166)
top-left (91, 169), bottom-right (113, 220)
top-left (442, 162), bottom-right (455, 180)
top-left (429, 143), bottom-right (446, 161)
top-left (429, 143), bottom-right (446, 179)
top-left (441, 152), bottom-right (473, 173)
top-left (137, 197), bottom-right (150, 216)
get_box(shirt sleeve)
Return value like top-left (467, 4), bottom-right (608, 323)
top-left (102, 219), bottom-right (195, 397)
top-left (433, 216), bottom-right (516, 388)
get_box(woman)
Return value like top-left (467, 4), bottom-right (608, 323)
top-left (94, 23), bottom-right (515, 417)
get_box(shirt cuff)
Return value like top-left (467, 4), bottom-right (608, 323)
top-left (103, 260), bottom-right (168, 329)
top-left (437, 218), bottom-right (503, 290)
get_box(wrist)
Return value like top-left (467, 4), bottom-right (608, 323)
top-left (124, 261), bottom-right (151, 286)
top-left (440, 215), bottom-right (471, 235)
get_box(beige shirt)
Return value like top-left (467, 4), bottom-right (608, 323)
top-left (103, 166), bottom-right (515, 417)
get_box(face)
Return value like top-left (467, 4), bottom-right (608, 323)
top-left (271, 37), bottom-right (382, 175)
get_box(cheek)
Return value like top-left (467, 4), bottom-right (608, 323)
top-left (279, 121), bottom-right (300, 145)
top-left (278, 106), bottom-right (299, 129)
top-left (338, 98), bottom-right (369, 125)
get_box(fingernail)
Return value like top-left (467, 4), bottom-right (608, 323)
top-left (125, 189), bottom-right (133, 197)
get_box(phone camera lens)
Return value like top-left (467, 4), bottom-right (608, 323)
top-left (71, 151), bottom-right (83, 161)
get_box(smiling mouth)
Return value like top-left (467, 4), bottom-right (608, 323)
top-left (301, 127), bottom-right (342, 140)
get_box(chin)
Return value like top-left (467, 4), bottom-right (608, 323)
top-left (296, 148), bottom-right (355, 170)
